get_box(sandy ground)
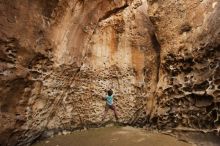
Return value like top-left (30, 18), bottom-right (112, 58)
top-left (173, 130), bottom-right (220, 146)
top-left (32, 126), bottom-right (193, 146)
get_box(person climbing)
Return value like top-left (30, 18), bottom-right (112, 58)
top-left (102, 89), bottom-right (119, 122)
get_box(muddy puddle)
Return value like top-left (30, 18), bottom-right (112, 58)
top-left (32, 126), bottom-right (193, 146)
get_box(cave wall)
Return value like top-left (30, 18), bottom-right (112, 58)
top-left (147, 0), bottom-right (220, 130)
top-left (0, 0), bottom-right (219, 145)
top-left (0, 0), bottom-right (158, 145)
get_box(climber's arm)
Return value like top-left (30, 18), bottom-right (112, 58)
top-left (102, 96), bottom-right (107, 100)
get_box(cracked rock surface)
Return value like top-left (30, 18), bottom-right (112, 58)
top-left (0, 0), bottom-right (219, 145)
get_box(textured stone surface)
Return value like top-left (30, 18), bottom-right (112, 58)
top-left (0, 0), bottom-right (219, 145)
top-left (147, 0), bottom-right (220, 131)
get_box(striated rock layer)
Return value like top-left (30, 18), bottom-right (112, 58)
top-left (0, 0), bottom-right (219, 145)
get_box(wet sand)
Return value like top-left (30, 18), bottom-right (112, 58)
top-left (33, 126), bottom-right (193, 146)
top-left (173, 131), bottom-right (220, 146)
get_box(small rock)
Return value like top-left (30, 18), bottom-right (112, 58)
top-left (62, 130), bottom-right (70, 135)
top-left (45, 141), bottom-right (50, 144)
top-left (105, 123), bottom-right (114, 127)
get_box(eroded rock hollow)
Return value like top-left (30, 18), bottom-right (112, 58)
top-left (0, 0), bottom-right (219, 145)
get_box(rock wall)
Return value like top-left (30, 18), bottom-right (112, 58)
top-left (147, 0), bottom-right (220, 130)
top-left (0, 0), bottom-right (219, 145)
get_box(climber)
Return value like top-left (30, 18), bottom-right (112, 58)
top-left (101, 89), bottom-right (119, 122)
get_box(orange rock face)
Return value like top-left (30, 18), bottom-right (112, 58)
top-left (0, 0), bottom-right (219, 145)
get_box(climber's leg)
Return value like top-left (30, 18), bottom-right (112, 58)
top-left (110, 105), bottom-right (119, 121)
top-left (102, 104), bottom-right (109, 121)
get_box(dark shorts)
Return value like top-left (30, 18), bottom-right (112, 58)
top-left (105, 104), bottom-right (116, 111)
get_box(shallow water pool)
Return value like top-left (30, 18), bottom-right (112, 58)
top-left (33, 126), bottom-right (193, 146)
